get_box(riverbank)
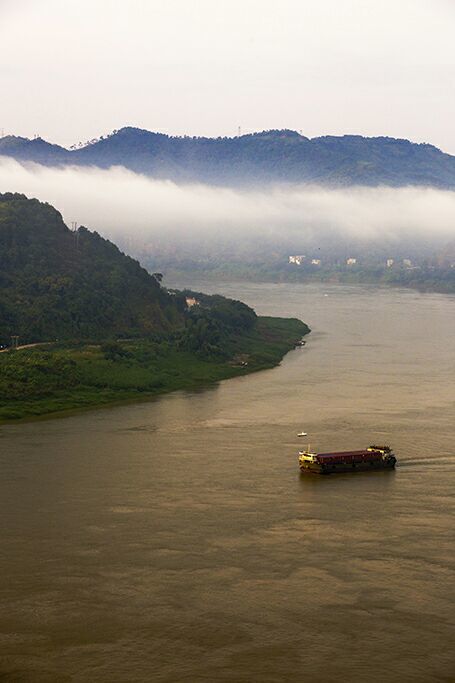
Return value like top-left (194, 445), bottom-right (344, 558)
top-left (0, 316), bottom-right (309, 423)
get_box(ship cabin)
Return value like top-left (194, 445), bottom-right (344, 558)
top-left (367, 445), bottom-right (392, 455)
top-left (299, 450), bottom-right (317, 462)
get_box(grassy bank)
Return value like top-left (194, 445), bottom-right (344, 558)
top-left (0, 316), bottom-right (309, 422)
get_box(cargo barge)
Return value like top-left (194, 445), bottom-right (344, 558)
top-left (299, 445), bottom-right (396, 474)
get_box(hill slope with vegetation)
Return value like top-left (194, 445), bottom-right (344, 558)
top-left (0, 193), bottom-right (185, 344)
top-left (2, 128), bottom-right (455, 188)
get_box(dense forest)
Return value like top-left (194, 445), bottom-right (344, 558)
top-left (2, 127), bottom-right (455, 188)
top-left (0, 193), bottom-right (185, 344)
top-left (177, 291), bottom-right (258, 358)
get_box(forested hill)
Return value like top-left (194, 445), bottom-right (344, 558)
top-left (2, 128), bottom-right (455, 188)
top-left (0, 193), bottom-right (185, 343)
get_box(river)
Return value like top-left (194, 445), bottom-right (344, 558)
top-left (1, 283), bottom-right (454, 682)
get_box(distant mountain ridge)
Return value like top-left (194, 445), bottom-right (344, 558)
top-left (2, 127), bottom-right (455, 188)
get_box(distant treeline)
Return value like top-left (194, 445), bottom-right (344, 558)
top-left (146, 258), bottom-right (455, 295)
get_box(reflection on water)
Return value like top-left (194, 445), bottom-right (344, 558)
top-left (0, 284), bottom-right (454, 682)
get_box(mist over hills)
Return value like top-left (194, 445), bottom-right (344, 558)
top-left (2, 127), bottom-right (455, 188)
top-left (2, 129), bottom-right (455, 295)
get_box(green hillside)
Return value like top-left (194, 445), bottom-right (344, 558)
top-left (0, 193), bottom-right (185, 344)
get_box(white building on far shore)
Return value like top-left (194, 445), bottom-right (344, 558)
top-left (289, 255), bottom-right (306, 265)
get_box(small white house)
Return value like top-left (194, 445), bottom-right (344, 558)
top-left (403, 259), bottom-right (412, 267)
top-left (386, 259), bottom-right (394, 268)
top-left (311, 258), bottom-right (321, 266)
top-left (289, 255), bottom-right (306, 265)
top-left (346, 258), bottom-right (357, 266)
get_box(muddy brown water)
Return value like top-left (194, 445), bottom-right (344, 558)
top-left (1, 283), bottom-right (454, 682)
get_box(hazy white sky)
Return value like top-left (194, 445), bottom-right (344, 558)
top-left (1, 0), bottom-right (454, 151)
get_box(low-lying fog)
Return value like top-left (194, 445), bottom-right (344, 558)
top-left (1, 157), bottom-right (455, 259)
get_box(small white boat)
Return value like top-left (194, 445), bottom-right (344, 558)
top-left (297, 431), bottom-right (308, 437)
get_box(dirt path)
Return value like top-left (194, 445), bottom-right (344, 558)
top-left (0, 342), bottom-right (51, 353)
